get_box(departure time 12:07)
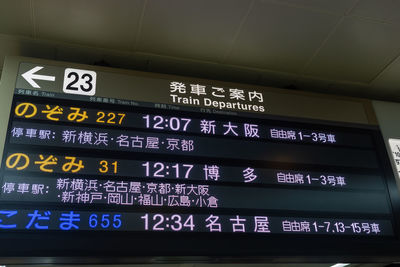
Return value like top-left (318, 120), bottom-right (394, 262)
top-left (142, 115), bottom-right (191, 131)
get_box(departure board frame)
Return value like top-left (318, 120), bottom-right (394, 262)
top-left (0, 56), bottom-right (400, 264)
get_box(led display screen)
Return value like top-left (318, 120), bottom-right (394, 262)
top-left (0, 60), bottom-right (399, 262)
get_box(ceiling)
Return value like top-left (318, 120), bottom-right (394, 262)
top-left (1, 0), bottom-right (400, 102)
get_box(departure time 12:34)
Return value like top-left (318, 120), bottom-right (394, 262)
top-left (141, 213), bottom-right (195, 231)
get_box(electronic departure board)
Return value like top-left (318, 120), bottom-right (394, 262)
top-left (0, 57), bottom-right (400, 263)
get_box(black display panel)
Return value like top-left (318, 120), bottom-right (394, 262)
top-left (1, 89), bottom-right (400, 262)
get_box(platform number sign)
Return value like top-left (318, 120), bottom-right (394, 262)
top-left (63, 68), bottom-right (97, 96)
top-left (388, 138), bottom-right (400, 179)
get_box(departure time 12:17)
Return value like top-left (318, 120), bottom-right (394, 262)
top-left (141, 162), bottom-right (194, 178)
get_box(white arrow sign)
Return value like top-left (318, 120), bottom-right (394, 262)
top-left (21, 66), bottom-right (55, 88)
